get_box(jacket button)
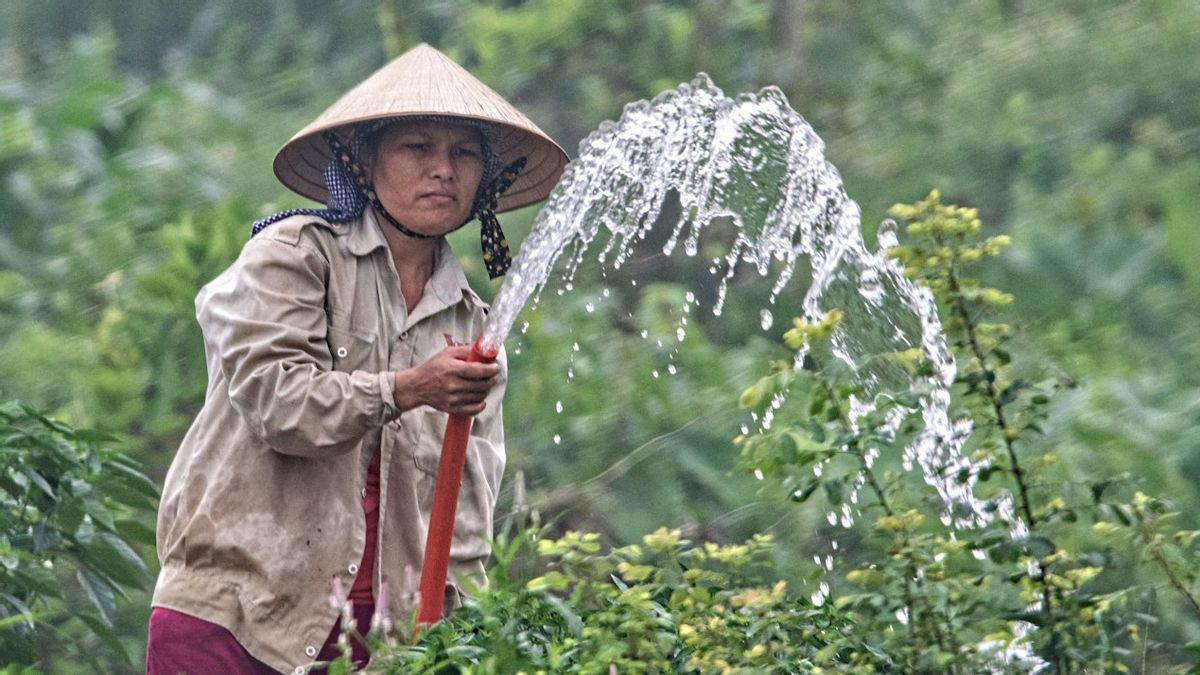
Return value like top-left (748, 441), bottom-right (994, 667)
top-left (294, 667), bottom-right (306, 675)
top-left (304, 645), bottom-right (317, 657)
top-left (400, 331), bottom-right (410, 341)
top-left (348, 563), bottom-right (359, 575)
top-left (336, 347), bottom-right (348, 358)
top-left (360, 487), bottom-right (367, 498)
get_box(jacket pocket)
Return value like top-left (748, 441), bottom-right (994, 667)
top-left (413, 431), bottom-right (502, 563)
top-left (326, 324), bottom-right (375, 373)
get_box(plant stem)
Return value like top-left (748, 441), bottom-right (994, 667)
top-left (818, 377), bottom-right (894, 517)
top-left (945, 268), bottom-right (1037, 529)
top-left (1148, 540), bottom-right (1200, 621)
top-left (939, 252), bottom-right (1065, 673)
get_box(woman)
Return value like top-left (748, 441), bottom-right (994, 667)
top-left (147, 44), bottom-right (567, 674)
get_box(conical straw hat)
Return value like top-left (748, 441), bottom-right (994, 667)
top-left (273, 43), bottom-right (568, 214)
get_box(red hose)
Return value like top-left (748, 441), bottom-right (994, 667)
top-left (416, 339), bottom-right (499, 627)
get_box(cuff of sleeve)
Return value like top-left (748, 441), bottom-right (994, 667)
top-left (378, 370), bottom-right (400, 421)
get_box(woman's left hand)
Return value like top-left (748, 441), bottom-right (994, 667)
top-left (391, 345), bottom-right (501, 416)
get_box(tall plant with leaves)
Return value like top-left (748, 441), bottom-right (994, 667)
top-left (0, 401), bottom-right (158, 671)
top-left (736, 191), bottom-right (1200, 671)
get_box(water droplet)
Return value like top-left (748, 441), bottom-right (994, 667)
top-left (753, 469), bottom-right (764, 481)
top-left (760, 309), bottom-right (774, 331)
top-left (676, 327), bottom-right (686, 342)
top-left (685, 291), bottom-right (695, 303)
top-left (640, 329), bottom-right (649, 339)
top-left (520, 321), bottom-right (530, 334)
top-left (567, 368), bottom-right (575, 379)
top-left (895, 607), bottom-right (909, 625)
top-left (602, 288), bottom-right (611, 298)
top-left (553, 434), bottom-right (561, 445)
top-left (585, 302), bottom-right (595, 313)
top-left (652, 370), bottom-right (660, 379)
top-left (666, 364), bottom-right (677, 375)
top-left (572, 342), bottom-right (580, 352)
top-left (555, 400), bottom-right (563, 414)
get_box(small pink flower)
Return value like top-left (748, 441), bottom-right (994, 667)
top-left (372, 582), bottom-right (392, 635)
top-left (329, 577), bottom-right (348, 609)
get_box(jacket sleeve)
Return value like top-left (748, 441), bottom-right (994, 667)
top-left (198, 232), bottom-right (398, 457)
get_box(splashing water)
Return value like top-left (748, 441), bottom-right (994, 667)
top-left (479, 74), bottom-right (1004, 529)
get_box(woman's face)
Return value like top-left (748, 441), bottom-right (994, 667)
top-left (367, 121), bottom-right (485, 236)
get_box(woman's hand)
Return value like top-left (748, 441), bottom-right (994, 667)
top-left (392, 345), bottom-right (501, 416)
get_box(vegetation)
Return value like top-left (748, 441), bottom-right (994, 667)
top-left (314, 192), bottom-right (1200, 673)
top-left (0, 403), bottom-right (157, 672)
top-left (1, 1), bottom-right (1198, 672)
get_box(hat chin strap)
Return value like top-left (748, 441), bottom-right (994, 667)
top-left (368, 157), bottom-right (526, 279)
top-left (370, 198), bottom-right (450, 241)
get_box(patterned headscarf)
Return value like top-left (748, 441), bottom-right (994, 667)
top-left (252, 117), bottom-right (525, 279)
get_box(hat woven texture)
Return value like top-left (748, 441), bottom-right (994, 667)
top-left (273, 43), bottom-right (568, 214)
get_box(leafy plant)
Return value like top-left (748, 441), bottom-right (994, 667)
top-left (0, 400), bottom-right (158, 670)
top-left (328, 192), bottom-right (1200, 673)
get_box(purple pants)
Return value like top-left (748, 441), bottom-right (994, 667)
top-left (146, 604), bottom-right (373, 674)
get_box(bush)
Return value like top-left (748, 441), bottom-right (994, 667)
top-left (323, 192), bottom-right (1200, 674)
top-left (0, 401), bottom-right (158, 671)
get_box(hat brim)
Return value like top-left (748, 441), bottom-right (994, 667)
top-left (270, 44), bottom-right (569, 215)
top-left (274, 113), bottom-right (567, 214)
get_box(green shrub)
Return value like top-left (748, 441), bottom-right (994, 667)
top-left (323, 192), bottom-right (1200, 673)
top-left (0, 401), bottom-right (158, 671)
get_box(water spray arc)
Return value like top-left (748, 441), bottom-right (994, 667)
top-left (416, 75), bottom-right (1026, 656)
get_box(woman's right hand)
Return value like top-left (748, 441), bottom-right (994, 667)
top-left (392, 345), bottom-right (501, 416)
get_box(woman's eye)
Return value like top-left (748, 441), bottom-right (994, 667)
top-left (455, 147), bottom-right (480, 158)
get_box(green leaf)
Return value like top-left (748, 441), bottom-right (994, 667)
top-left (543, 594), bottom-right (584, 635)
top-left (0, 593), bottom-right (34, 629)
top-left (114, 518), bottom-right (157, 547)
top-left (791, 479), bottom-right (820, 503)
top-left (76, 569), bottom-right (116, 626)
top-left (78, 532), bottom-right (149, 589)
top-left (72, 429), bottom-right (120, 444)
top-left (76, 612), bottom-right (132, 665)
top-left (20, 469), bottom-right (54, 499)
top-left (13, 564), bottom-right (60, 598)
top-left (1020, 535), bottom-right (1056, 559)
top-left (822, 478), bottom-right (844, 506)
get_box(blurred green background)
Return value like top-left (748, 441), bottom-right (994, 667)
top-left (2, 0), bottom-right (1198, 671)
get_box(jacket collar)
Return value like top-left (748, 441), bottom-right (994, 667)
top-left (342, 209), bottom-right (488, 313)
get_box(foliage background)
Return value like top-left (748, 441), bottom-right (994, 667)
top-left (1, 0), bottom-right (1198, 671)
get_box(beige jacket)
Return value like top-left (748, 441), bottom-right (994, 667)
top-left (153, 211), bottom-right (506, 674)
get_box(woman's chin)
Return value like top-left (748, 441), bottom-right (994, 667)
top-left (408, 216), bottom-right (471, 237)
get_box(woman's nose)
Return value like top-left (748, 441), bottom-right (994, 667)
top-left (427, 149), bottom-right (456, 180)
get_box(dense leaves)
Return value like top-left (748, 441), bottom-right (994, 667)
top-left (0, 401), bottom-right (157, 670)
